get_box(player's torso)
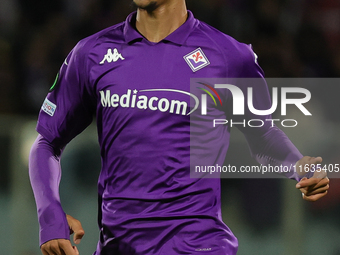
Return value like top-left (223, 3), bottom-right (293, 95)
top-left (86, 35), bottom-right (230, 193)
top-left (85, 17), bottom-right (243, 255)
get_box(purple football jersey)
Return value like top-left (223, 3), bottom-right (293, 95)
top-left (32, 11), bottom-right (303, 254)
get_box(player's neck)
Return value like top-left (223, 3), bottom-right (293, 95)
top-left (135, 2), bottom-right (187, 43)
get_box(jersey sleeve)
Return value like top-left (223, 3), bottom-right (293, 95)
top-left (31, 41), bottom-right (95, 246)
top-left (37, 40), bottom-right (95, 147)
top-left (29, 135), bottom-right (69, 246)
top-left (231, 44), bottom-right (306, 181)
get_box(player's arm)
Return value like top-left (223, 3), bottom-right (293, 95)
top-left (238, 94), bottom-right (329, 201)
top-left (29, 135), bottom-right (85, 254)
top-left (232, 46), bottom-right (304, 180)
top-left (29, 39), bottom-right (95, 252)
top-left (239, 94), bottom-right (329, 201)
top-left (234, 44), bottom-right (329, 200)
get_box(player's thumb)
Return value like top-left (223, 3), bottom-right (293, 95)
top-left (67, 215), bottom-right (85, 244)
top-left (296, 177), bottom-right (308, 189)
top-left (311, 156), bottom-right (323, 165)
top-left (73, 226), bottom-right (85, 245)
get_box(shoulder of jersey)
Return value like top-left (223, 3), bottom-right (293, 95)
top-left (193, 20), bottom-right (258, 76)
top-left (195, 20), bottom-right (251, 57)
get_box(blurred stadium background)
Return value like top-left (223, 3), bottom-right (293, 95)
top-left (1, 0), bottom-right (340, 254)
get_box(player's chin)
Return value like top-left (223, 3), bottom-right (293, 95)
top-left (133, 0), bottom-right (158, 10)
top-left (303, 191), bottom-right (328, 202)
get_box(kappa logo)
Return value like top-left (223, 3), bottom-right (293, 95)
top-left (184, 48), bottom-right (210, 72)
top-left (100, 48), bottom-right (125, 64)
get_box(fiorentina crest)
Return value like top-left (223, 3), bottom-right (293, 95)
top-left (184, 48), bottom-right (210, 72)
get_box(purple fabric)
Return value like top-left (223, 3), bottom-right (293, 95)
top-left (29, 135), bottom-right (69, 245)
top-left (29, 11), bottom-right (304, 254)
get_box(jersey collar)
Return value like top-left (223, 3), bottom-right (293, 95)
top-left (124, 11), bottom-right (198, 45)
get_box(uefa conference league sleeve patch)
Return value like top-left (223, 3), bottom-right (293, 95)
top-left (42, 98), bottom-right (57, 116)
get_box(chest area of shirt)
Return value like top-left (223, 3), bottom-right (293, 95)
top-left (90, 43), bottom-right (227, 117)
top-left (91, 43), bottom-right (225, 87)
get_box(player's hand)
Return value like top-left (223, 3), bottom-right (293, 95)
top-left (41, 239), bottom-right (79, 255)
top-left (67, 214), bottom-right (85, 245)
top-left (295, 156), bottom-right (329, 202)
top-left (40, 215), bottom-right (84, 255)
